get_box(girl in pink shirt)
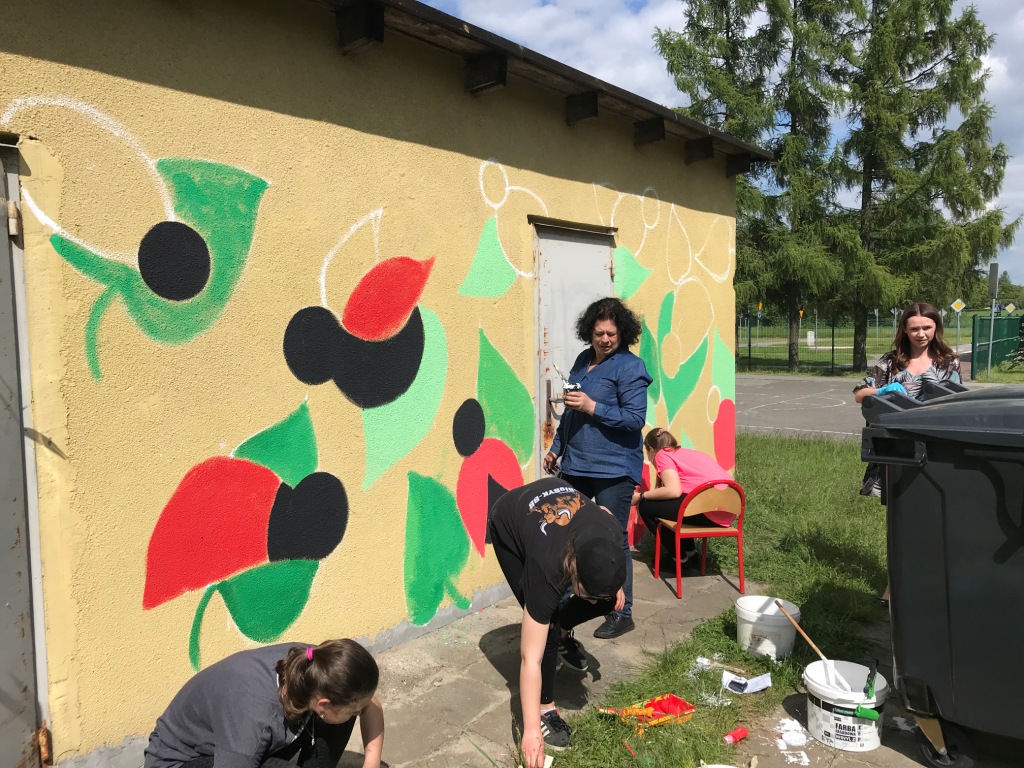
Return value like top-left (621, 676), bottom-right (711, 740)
top-left (630, 428), bottom-right (736, 563)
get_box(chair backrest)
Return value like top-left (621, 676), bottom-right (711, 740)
top-left (679, 480), bottom-right (745, 524)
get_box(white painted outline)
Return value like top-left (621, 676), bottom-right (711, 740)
top-left (20, 187), bottom-right (137, 263)
top-left (477, 159), bottom-right (539, 279)
top-left (1, 95), bottom-right (174, 219)
top-left (667, 204), bottom-right (695, 285)
top-left (705, 384), bottom-right (722, 425)
top-left (692, 215), bottom-right (735, 284)
top-left (609, 187), bottom-right (659, 256)
top-left (319, 208), bottom-right (383, 311)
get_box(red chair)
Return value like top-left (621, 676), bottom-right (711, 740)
top-left (653, 479), bottom-right (746, 599)
top-left (627, 463), bottom-right (652, 548)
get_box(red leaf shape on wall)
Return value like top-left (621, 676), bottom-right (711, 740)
top-left (342, 257), bottom-right (435, 341)
top-left (713, 398), bottom-right (737, 471)
top-left (143, 456), bottom-right (279, 609)
top-left (456, 438), bottom-right (524, 556)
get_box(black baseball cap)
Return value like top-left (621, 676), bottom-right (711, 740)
top-left (573, 523), bottom-right (627, 598)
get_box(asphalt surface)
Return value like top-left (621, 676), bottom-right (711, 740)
top-left (736, 374), bottom-right (865, 440)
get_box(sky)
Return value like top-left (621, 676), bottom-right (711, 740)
top-left (421, 0), bottom-right (1024, 287)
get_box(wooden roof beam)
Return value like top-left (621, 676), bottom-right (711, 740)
top-left (335, 0), bottom-right (385, 54)
top-left (565, 92), bottom-right (599, 126)
top-left (465, 52), bottom-right (507, 95)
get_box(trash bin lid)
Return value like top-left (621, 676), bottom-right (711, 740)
top-left (869, 385), bottom-right (1024, 448)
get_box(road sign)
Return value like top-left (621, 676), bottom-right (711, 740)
top-left (757, 311), bottom-right (762, 319)
top-left (758, 301), bottom-right (763, 311)
top-left (799, 309), bottom-right (804, 318)
top-left (988, 262), bottom-right (999, 299)
top-left (891, 307), bottom-right (900, 316)
top-left (951, 298), bottom-right (965, 313)
top-left (1007, 303), bottom-right (1017, 314)
top-left (939, 308), bottom-right (947, 318)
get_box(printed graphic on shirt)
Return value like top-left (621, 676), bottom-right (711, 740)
top-left (528, 485), bottom-right (584, 535)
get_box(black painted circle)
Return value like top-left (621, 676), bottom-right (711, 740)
top-left (137, 221), bottom-right (211, 301)
top-left (332, 307), bottom-right (425, 408)
top-left (453, 398), bottom-right (485, 457)
top-left (267, 473), bottom-right (349, 562)
top-left (284, 306), bottom-right (341, 385)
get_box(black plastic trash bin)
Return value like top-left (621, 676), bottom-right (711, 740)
top-left (862, 384), bottom-right (1024, 766)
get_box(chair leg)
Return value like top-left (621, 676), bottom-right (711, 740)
top-left (700, 539), bottom-right (707, 576)
top-left (737, 534), bottom-right (745, 594)
top-left (653, 524), bottom-right (661, 579)
top-left (674, 534), bottom-right (682, 599)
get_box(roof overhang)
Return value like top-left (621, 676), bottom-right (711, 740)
top-left (307, 0), bottom-right (773, 173)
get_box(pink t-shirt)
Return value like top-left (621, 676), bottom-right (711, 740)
top-left (654, 447), bottom-right (736, 526)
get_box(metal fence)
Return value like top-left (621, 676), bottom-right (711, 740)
top-left (971, 315), bottom-right (1023, 380)
top-left (736, 312), bottom-right (981, 374)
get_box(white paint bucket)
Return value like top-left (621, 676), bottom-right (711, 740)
top-left (735, 595), bottom-right (800, 659)
top-left (803, 660), bottom-right (888, 752)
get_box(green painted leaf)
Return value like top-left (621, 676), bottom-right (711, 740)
top-left (477, 329), bottom-right (534, 464)
top-left (362, 308), bottom-right (448, 488)
top-left (612, 245), bottom-right (652, 300)
top-left (218, 560), bottom-right (318, 642)
top-left (655, 291), bottom-right (709, 423)
top-left (639, 316), bottom-right (661, 403)
top-left (663, 337), bottom-right (709, 423)
top-left (458, 217), bottom-right (517, 298)
top-left (404, 473), bottom-right (470, 625)
top-left (712, 329), bottom-right (736, 401)
top-left (233, 402), bottom-right (317, 487)
top-left (51, 160), bottom-right (268, 378)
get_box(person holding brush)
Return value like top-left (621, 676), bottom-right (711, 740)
top-left (488, 477), bottom-right (627, 766)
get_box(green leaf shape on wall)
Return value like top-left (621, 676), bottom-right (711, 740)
top-left (640, 316), bottom-right (662, 403)
top-left (404, 473), bottom-right (470, 626)
top-left (362, 308), bottom-right (448, 489)
top-left (712, 328), bottom-right (736, 402)
top-left (458, 216), bottom-right (518, 298)
top-left (50, 159), bottom-right (268, 379)
top-left (477, 329), bottom-right (534, 464)
top-left (612, 245), bottom-right (652, 300)
top-left (656, 292), bottom-right (709, 423)
top-left (187, 559), bottom-right (318, 670)
top-left (233, 401), bottom-right (317, 487)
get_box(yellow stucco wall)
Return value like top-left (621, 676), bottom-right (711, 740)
top-left (1, 0), bottom-right (736, 759)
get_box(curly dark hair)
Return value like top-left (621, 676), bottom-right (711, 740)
top-left (575, 297), bottom-right (642, 348)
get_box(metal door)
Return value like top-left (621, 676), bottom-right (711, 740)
top-left (535, 224), bottom-right (614, 475)
top-left (1, 148), bottom-right (40, 768)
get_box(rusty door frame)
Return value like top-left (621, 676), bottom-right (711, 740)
top-left (2, 145), bottom-right (44, 768)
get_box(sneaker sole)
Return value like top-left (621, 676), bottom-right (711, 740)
top-left (557, 655), bottom-right (589, 673)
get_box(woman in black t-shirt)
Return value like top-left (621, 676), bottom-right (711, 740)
top-left (488, 478), bottom-right (627, 767)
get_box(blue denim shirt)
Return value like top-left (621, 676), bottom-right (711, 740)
top-left (550, 346), bottom-right (652, 485)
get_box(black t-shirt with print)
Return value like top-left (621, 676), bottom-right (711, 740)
top-left (489, 477), bottom-right (621, 625)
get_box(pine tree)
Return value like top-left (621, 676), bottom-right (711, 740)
top-left (839, 0), bottom-right (1019, 369)
top-left (657, 0), bottom-right (851, 369)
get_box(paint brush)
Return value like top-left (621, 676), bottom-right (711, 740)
top-left (773, 600), bottom-right (852, 692)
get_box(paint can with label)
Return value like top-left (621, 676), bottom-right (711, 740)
top-left (803, 660), bottom-right (888, 752)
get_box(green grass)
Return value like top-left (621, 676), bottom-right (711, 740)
top-left (546, 435), bottom-right (887, 768)
top-left (971, 362), bottom-right (1024, 384)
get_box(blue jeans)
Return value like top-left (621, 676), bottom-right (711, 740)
top-left (559, 473), bottom-right (635, 619)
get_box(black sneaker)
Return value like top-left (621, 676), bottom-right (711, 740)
top-left (558, 630), bottom-right (589, 672)
top-left (539, 709), bottom-right (571, 750)
top-left (593, 613), bottom-right (635, 639)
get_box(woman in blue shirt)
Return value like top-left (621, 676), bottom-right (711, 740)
top-left (543, 297), bottom-right (651, 639)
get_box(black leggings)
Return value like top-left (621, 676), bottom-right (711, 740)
top-left (489, 524), bottom-right (613, 704)
top-left (180, 715), bottom-right (355, 768)
top-left (638, 497), bottom-right (717, 553)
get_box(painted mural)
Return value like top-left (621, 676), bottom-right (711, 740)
top-left (588, 184), bottom-right (737, 469)
top-left (0, 97), bottom-right (268, 380)
top-left (403, 330), bottom-right (531, 624)
top-left (144, 402), bottom-right (347, 669)
top-left (284, 211), bottom-right (448, 489)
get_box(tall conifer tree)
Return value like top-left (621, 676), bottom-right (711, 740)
top-left (839, 0), bottom-right (1018, 369)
